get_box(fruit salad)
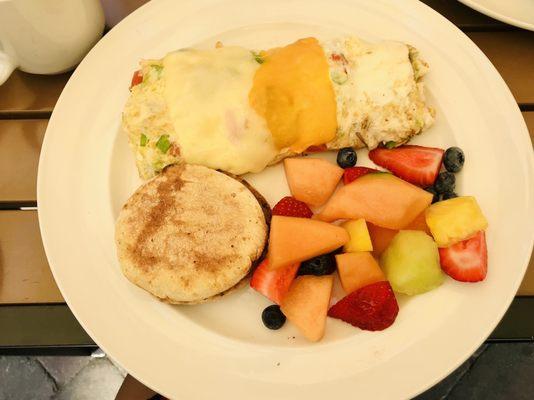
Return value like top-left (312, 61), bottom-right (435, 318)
top-left (250, 143), bottom-right (488, 342)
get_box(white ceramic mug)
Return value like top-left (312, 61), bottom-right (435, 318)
top-left (0, 0), bottom-right (105, 85)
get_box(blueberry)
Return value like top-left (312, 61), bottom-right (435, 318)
top-left (443, 147), bottom-right (465, 173)
top-left (298, 253), bottom-right (336, 276)
top-left (262, 305), bottom-right (286, 330)
top-left (441, 191), bottom-right (458, 200)
top-left (434, 172), bottom-right (456, 194)
top-left (425, 186), bottom-right (440, 204)
top-left (337, 147), bottom-right (357, 168)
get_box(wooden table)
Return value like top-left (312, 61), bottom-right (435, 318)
top-left (0, 0), bottom-right (533, 357)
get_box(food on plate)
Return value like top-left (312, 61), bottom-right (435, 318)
top-left (261, 304), bottom-right (286, 330)
top-left (272, 196), bottom-right (313, 218)
top-left (250, 259), bottom-right (300, 304)
top-left (380, 230), bottom-right (444, 295)
top-left (404, 211), bottom-right (431, 234)
top-left (368, 145), bottom-right (444, 187)
top-left (325, 37), bottom-right (434, 150)
top-left (422, 146), bottom-right (465, 201)
top-left (434, 171), bottom-right (456, 194)
top-left (249, 37), bottom-right (337, 151)
top-left (439, 231), bottom-right (487, 282)
top-left (341, 218), bottom-right (373, 252)
top-left (441, 191), bottom-right (458, 200)
top-left (336, 147), bottom-right (357, 168)
top-left (115, 164), bottom-right (269, 304)
top-left (368, 212), bottom-right (429, 258)
top-left (425, 196), bottom-right (488, 247)
top-left (342, 166), bottom-right (378, 185)
top-left (368, 223), bottom-right (398, 258)
top-left (268, 216), bottom-right (349, 269)
top-left (123, 36), bottom-right (434, 179)
top-left (284, 158), bottom-right (343, 206)
top-left (443, 147), bottom-right (465, 173)
top-left (316, 173), bottom-right (433, 229)
top-left (280, 275), bottom-right (334, 342)
top-left (425, 186), bottom-right (440, 203)
top-left (297, 253), bottom-right (337, 276)
top-left (328, 281), bottom-right (399, 331)
top-left (118, 28), bottom-right (486, 342)
top-left (249, 139), bottom-right (485, 340)
top-left (336, 252), bottom-right (385, 294)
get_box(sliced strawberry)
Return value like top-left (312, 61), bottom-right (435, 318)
top-left (328, 281), bottom-right (399, 331)
top-left (130, 70), bottom-right (143, 89)
top-left (343, 166), bottom-right (379, 185)
top-left (439, 231), bottom-right (487, 282)
top-left (272, 196), bottom-right (313, 218)
top-left (368, 145), bottom-right (444, 187)
top-left (250, 259), bottom-right (300, 304)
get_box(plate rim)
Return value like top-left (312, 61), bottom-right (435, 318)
top-left (37, 0), bottom-right (534, 398)
top-left (458, 0), bottom-right (534, 31)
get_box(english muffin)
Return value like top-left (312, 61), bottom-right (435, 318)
top-left (115, 164), bottom-right (269, 304)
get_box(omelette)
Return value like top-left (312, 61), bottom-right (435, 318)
top-left (122, 36), bottom-right (435, 179)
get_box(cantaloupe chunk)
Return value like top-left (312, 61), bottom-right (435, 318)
top-left (280, 275), bottom-right (334, 342)
top-left (341, 219), bottom-right (373, 252)
top-left (404, 210), bottom-right (430, 234)
top-left (284, 158), bottom-right (343, 206)
top-left (368, 211), bottom-right (429, 257)
top-left (368, 223), bottom-right (398, 258)
top-left (316, 173), bottom-right (432, 229)
top-left (268, 216), bottom-right (349, 269)
top-left (336, 252), bottom-right (385, 294)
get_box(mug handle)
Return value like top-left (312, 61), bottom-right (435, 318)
top-left (0, 50), bottom-right (17, 85)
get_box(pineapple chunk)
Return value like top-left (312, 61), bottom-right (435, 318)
top-left (341, 219), bottom-right (373, 252)
top-left (425, 196), bottom-right (488, 247)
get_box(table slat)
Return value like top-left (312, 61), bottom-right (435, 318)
top-left (468, 31), bottom-right (534, 105)
top-left (0, 120), bottom-right (46, 202)
top-left (0, 304), bottom-right (93, 350)
top-left (0, 211), bottom-right (63, 304)
top-left (0, 70), bottom-right (70, 114)
top-left (491, 297), bottom-right (534, 341)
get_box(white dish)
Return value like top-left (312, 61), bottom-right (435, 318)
top-left (37, 0), bottom-right (534, 398)
top-left (458, 0), bottom-right (534, 31)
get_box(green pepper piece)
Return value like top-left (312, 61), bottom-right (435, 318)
top-left (156, 135), bottom-right (171, 153)
top-left (385, 141), bottom-right (397, 149)
top-left (140, 134), bottom-right (148, 147)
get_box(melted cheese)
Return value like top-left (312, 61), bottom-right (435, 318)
top-left (324, 37), bottom-right (434, 149)
top-left (249, 38), bottom-right (337, 152)
top-left (162, 47), bottom-right (277, 175)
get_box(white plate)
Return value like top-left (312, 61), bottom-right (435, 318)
top-left (458, 0), bottom-right (534, 31)
top-left (37, 0), bottom-right (534, 398)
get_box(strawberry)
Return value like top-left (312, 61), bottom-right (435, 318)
top-left (439, 231), bottom-right (487, 282)
top-left (368, 145), bottom-right (444, 187)
top-left (343, 166), bottom-right (378, 185)
top-left (272, 196), bottom-right (313, 218)
top-left (250, 259), bottom-right (300, 304)
top-left (328, 281), bottom-right (399, 331)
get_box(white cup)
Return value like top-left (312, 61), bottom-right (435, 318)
top-left (0, 0), bottom-right (105, 85)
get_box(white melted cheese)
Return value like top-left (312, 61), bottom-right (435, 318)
top-left (324, 37), bottom-right (434, 149)
top-left (162, 47), bottom-right (278, 175)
